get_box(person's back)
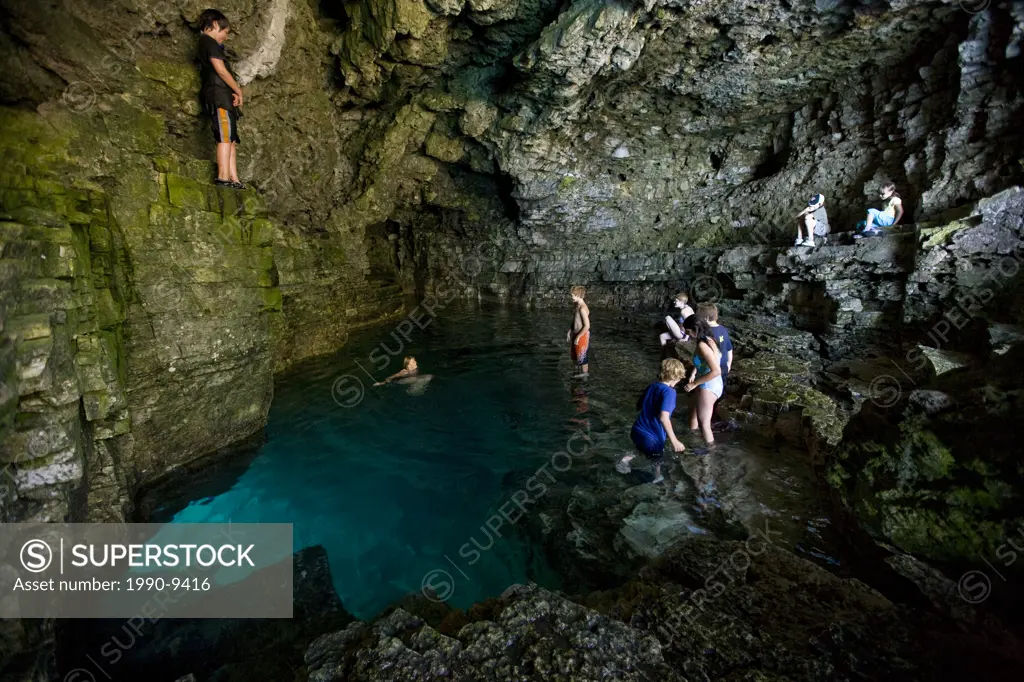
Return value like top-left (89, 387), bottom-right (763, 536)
top-left (810, 205), bottom-right (829, 237)
top-left (708, 322), bottom-right (732, 379)
top-left (618, 359), bottom-right (686, 483)
top-left (697, 304), bottom-right (733, 383)
top-left (197, 34), bottom-right (233, 107)
top-left (632, 382), bottom-right (676, 448)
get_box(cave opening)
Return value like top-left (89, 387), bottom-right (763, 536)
top-left (494, 171), bottom-right (521, 222)
top-left (316, 0), bottom-right (349, 29)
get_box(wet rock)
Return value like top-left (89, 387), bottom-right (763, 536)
top-left (728, 352), bottom-right (846, 453)
top-left (308, 537), bottom-right (1022, 681)
top-left (907, 389), bottom-right (955, 416)
top-left (827, 345), bottom-right (1024, 571)
top-left (916, 345), bottom-right (973, 377)
top-left (306, 584), bottom-right (671, 682)
top-left (989, 322), bottom-right (1024, 355)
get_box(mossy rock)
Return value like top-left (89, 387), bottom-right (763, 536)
top-left (830, 347), bottom-right (1024, 567)
top-left (135, 59), bottom-right (200, 94)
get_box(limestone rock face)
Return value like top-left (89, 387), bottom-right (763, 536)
top-left (305, 537), bottom-right (1019, 681)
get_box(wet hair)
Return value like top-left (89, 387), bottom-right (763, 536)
top-left (881, 181), bottom-right (896, 193)
top-left (697, 303), bottom-right (719, 323)
top-left (659, 358), bottom-right (687, 382)
top-left (402, 356), bottom-right (416, 369)
top-left (674, 292), bottom-right (689, 303)
top-left (199, 9), bottom-right (230, 32)
top-left (570, 285), bottom-right (587, 298)
top-left (682, 314), bottom-right (716, 348)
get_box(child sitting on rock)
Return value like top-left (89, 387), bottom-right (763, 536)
top-left (855, 181), bottom-right (904, 239)
top-left (616, 358), bottom-right (688, 484)
top-left (659, 292), bottom-right (695, 346)
top-left (794, 193), bottom-right (829, 248)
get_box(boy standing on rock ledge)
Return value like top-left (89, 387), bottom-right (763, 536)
top-left (196, 9), bottom-right (246, 189)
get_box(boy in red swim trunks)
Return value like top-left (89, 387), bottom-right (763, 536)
top-left (567, 285), bottom-right (591, 375)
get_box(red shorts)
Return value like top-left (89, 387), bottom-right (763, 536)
top-left (571, 329), bottom-right (590, 365)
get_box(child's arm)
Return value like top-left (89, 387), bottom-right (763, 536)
top-left (373, 369), bottom-right (407, 386)
top-left (210, 57), bottom-right (243, 106)
top-left (727, 349), bottom-right (734, 372)
top-left (893, 198), bottom-right (904, 225)
top-left (660, 411), bottom-right (685, 451)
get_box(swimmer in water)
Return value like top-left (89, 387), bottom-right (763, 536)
top-left (374, 356), bottom-right (429, 387)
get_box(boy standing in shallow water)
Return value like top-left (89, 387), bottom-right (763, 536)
top-left (697, 303), bottom-right (733, 392)
top-left (196, 9), bottom-right (246, 188)
top-left (567, 286), bottom-right (591, 375)
top-left (616, 358), bottom-right (687, 484)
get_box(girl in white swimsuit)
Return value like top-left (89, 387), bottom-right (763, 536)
top-left (681, 315), bottom-right (722, 444)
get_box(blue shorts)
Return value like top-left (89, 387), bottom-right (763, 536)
top-left (867, 208), bottom-right (895, 227)
top-left (630, 427), bottom-right (664, 460)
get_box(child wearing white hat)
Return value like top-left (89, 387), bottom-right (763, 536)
top-left (794, 193), bottom-right (830, 248)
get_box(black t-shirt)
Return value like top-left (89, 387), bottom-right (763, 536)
top-left (196, 34), bottom-right (235, 109)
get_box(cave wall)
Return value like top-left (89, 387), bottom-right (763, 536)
top-left (0, 106), bottom-right (282, 524)
top-left (0, 0), bottom-right (1021, 533)
top-left (416, 2), bottom-right (1024, 301)
top-left (0, 1), bottom-right (400, 522)
top-left (0, 0), bottom-right (529, 524)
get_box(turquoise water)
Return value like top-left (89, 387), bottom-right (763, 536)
top-left (157, 305), bottom-right (592, 617)
top-left (147, 303), bottom-right (838, 618)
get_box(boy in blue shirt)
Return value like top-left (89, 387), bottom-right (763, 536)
top-left (196, 9), bottom-right (246, 188)
top-left (698, 303), bottom-right (733, 392)
top-left (615, 358), bottom-right (687, 483)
